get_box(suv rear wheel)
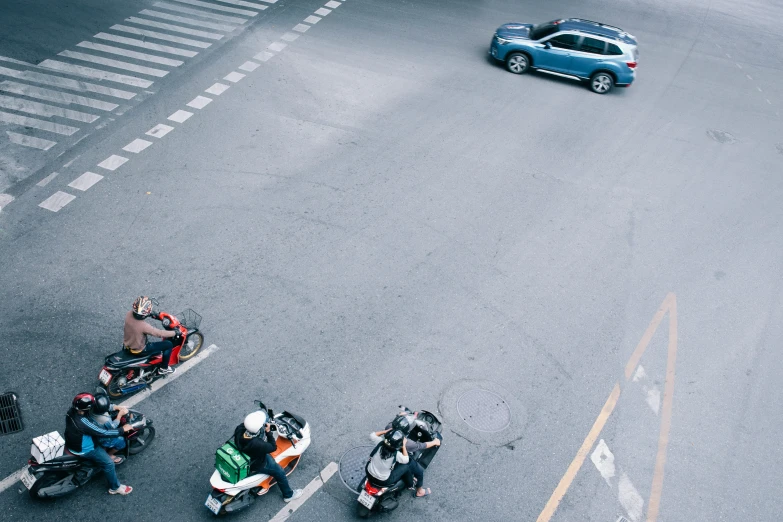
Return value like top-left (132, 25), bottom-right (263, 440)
top-left (506, 53), bottom-right (530, 74)
top-left (590, 72), bottom-right (614, 94)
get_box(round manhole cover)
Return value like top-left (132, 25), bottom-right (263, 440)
top-left (338, 445), bottom-right (373, 493)
top-left (457, 389), bottom-right (511, 432)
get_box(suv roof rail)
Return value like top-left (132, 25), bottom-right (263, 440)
top-left (566, 18), bottom-right (624, 33)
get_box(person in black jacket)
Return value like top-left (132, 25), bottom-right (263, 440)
top-left (64, 393), bottom-right (133, 495)
top-left (234, 411), bottom-right (303, 502)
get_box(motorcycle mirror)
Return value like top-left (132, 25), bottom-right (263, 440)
top-left (254, 400), bottom-right (268, 413)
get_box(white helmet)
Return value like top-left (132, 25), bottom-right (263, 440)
top-left (243, 410), bottom-right (268, 436)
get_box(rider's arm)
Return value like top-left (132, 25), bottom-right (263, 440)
top-left (369, 429), bottom-right (390, 444)
top-left (76, 415), bottom-right (122, 438)
top-left (141, 322), bottom-right (176, 339)
top-left (396, 444), bottom-right (410, 464)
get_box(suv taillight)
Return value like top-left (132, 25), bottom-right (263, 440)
top-left (626, 61), bottom-right (637, 69)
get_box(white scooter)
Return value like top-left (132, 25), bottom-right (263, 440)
top-left (205, 401), bottom-right (311, 516)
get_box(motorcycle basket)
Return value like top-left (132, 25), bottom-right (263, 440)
top-left (177, 309), bottom-right (202, 330)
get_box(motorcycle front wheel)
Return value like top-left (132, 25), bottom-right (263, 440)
top-left (177, 332), bottom-right (204, 361)
top-left (128, 425), bottom-right (156, 455)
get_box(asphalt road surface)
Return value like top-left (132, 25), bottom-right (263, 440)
top-left (1, 0), bottom-right (782, 521)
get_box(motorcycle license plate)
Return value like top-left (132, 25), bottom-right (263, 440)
top-left (20, 466), bottom-right (37, 490)
top-left (205, 494), bottom-right (222, 515)
top-left (358, 490), bottom-right (376, 509)
top-left (99, 369), bottom-right (112, 385)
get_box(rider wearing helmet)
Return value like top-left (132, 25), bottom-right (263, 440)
top-left (384, 412), bottom-right (438, 497)
top-left (123, 296), bottom-right (179, 375)
top-left (233, 410), bottom-right (303, 503)
top-left (90, 393), bottom-right (129, 463)
top-left (64, 393), bottom-right (133, 495)
top-left (366, 428), bottom-right (428, 497)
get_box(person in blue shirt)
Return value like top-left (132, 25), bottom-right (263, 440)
top-left (64, 393), bottom-right (133, 495)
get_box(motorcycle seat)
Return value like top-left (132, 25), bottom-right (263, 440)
top-left (105, 350), bottom-right (150, 368)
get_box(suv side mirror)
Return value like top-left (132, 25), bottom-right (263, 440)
top-left (543, 41), bottom-right (552, 49)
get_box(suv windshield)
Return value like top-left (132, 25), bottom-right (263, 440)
top-left (530, 22), bottom-right (559, 41)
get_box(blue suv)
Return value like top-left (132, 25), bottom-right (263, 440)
top-left (489, 18), bottom-right (638, 94)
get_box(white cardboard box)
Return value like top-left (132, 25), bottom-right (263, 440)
top-left (31, 431), bottom-right (65, 463)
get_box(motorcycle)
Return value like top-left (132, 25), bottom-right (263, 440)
top-left (22, 390), bottom-right (155, 500)
top-left (204, 401), bottom-right (311, 516)
top-left (98, 304), bottom-right (204, 398)
top-left (356, 407), bottom-right (443, 518)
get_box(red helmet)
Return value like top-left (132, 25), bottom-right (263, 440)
top-left (72, 393), bottom-right (95, 412)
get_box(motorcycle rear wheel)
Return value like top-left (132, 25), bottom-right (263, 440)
top-left (29, 472), bottom-right (72, 500)
top-left (177, 332), bottom-right (204, 361)
top-left (106, 375), bottom-right (125, 398)
top-left (356, 503), bottom-right (371, 518)
top-left (128, 425), bottom-right (156, 455)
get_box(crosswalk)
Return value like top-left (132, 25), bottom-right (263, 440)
top-left (0, 0), bottom-right (275, 159)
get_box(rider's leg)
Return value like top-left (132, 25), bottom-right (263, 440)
top-left (257, 454), bottom-right (294, 499)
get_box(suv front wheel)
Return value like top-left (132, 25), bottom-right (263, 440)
top-left (506, 53), bottom-right (530, 74)
top-left (590, 72), bottom-right (614, 94)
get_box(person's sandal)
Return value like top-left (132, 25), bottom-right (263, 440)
top-left (414, 487), bottom-right (431, 498)
top-left (109, 485), bottom-right (133, 495)
top-left (110, 455), bottom-right (126, 465)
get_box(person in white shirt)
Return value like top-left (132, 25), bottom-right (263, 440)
top-left (366, 429), bottom-right (431, 498)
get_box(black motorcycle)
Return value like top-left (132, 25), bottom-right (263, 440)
top-left (356, 408), bottom-right (442, 518)
top-left (22, 393), bottom-right (155, 499)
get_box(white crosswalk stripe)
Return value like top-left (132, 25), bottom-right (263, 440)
top-left (7, 131), bottom-right (57, 151)
top-left (139, 9), bottom-right (239, 32)
top-left (38, 59), bottom-right (155, 88)
top-left (223, 71), bottom-right (245, 82)
top-left (0, 110), bottom-right (80, 135)
top-left (68, 171), bottom-right (104, 191)
top-left (0, 94), bottom-right (99, 123)
top-left (98, 154), bottom-right (129, 171)
top-left (0, 65), bottom-right (136, 99)
top-left (187, 95), bottom-right (212, 108)
top-left (76, 41), bottom-right (184, 67)
top-left (39, 191), bottom-right (76, 212)
top-left (205, 82), bottom-right (229, 95)
top-left (168, 109), bottom-right (193, 122)
top-left (315, 8), bottom-right (331, 16)
top-left (304, 15), bottom-right (321, 24)
top-left (212, 0), bottom-right (269, 10)
top-left (110, 24), bottom-right (213, 49)
top-left (125, 16), bottom-right (225, 40)
top-left (58, 50), bottom-right (171, 77)
top-left (93, 32), bottom-right (198, 57)
top-left (123, 138), bottom-right (153, 153)
top-left (0, 81), bottom-right (119, 111)
top-left (170, 0), bottom-right (258, 17)
top-left (153, 2), bottom-right (250, 25)
top-left (146, 123), bottom-right (174, 137)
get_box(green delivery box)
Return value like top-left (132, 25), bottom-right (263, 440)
top-left (215, 441), bottom-right (251, 484)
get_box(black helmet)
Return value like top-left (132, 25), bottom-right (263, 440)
top-left (72, 393), bottom-right (95, 412)
top-left (384, 430), bottom-right (405, 451)
top-left (391, 415), bottom-right (412, 436)
top-left (92, 394), bottom-right (111, 415)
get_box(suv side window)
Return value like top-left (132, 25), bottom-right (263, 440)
top-left (580, 37), bottom-right (607, 54)
top-left (547, 34), bottom-right (580, 50)
top-left (606, 43), bottom-right (623, 55)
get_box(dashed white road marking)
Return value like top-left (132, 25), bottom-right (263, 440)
top-left (7, 131), bottom-right (57, 150)
top-left (126, 16), bottom-right (225, 40)
top-left (111, 24), bottom-right (213, 49)
top-left (238, 60), bottom-right (260, 71)
top-left (590, 439), bottom-right (616, 486)
top-left (0, 64), bottom-right (137, 99)
top-left (39, 191), bottom-right (76, 212)
top-left (59, 50), bottom-right (170, 78)
top-left (153, 1), bottom-right (250, 25)
top-left (0, 94), bottom-right (99, 123)
top-left (205, 82), bottom-right (230, 95)
top-left (0, 80), bottom-right (119, 111)
top-left (140, 9), bottom-right (239, 32)
top-left (147, 123), bottom-right (175, 137)
top-left (618, 473), bottom-right (644, 522)
top-left (746, 74), bottom-right (753, 80)
top-left (281, 32), bottom-right (299, 42)
top-left (168, 109), bottom-right (193, 122)
top-left (39, 59), bottom-right (155, 88)
top-left (766, 99), bottom-right (772, 105)
top-left (268, 41), bottom-right (287, 52)
top-left (94, 32), bottom-right (199, 57)
top-left (325, 1), bottom-right (342, 8)
top-left (0, 110), bottom-right (80, 135)
top-left (36, 172), bottom-right (60, 186)
top-left (223, 71), bottom-right (245, 82)
top-left (292, 23), bottom-right (310, 33)
top-left (187, 95), bottom-right (212, 108)
top-left (268, 462), bottom-right (338, 522)
top-left (0, 193), bottom-right (15, 211)
top-left (76, 41), bottom-right (185, 67)
top-left (632, 365), bottom-right (661, 415)
top-left (757, 86), bottom-right (762, 92)
top-left (170, 0), bottom-right (259, 17)
top-left (315, 7), bottom-right (331, 16)
top-left (304, 15), bottom-right (321, 24)
top-left (123, 138), bottom-right (153, 153)
top-left (98, 154), bottom-right (129, 171)
top-left (213, 0), bottom-right (269, 10)
top-left (254, 51), bottom-right (274, 62)
top-left (736, 63), bottom-right (743, 70)
top-left (726, 53), bottom-right (731, 58)
top-left (68, 171), bottom-right (104, 191)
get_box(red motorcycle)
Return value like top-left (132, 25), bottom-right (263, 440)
top-left (98, 307), bottom-right (204, 398)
